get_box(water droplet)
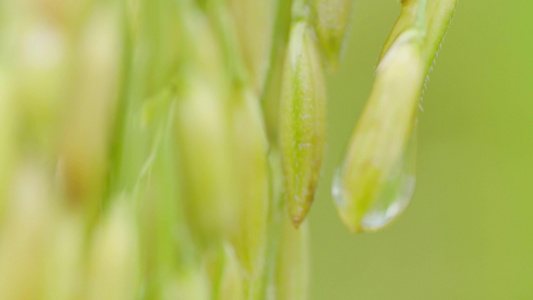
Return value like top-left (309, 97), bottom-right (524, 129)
top-left (332, 128), bottom-right (417, 233)
top-left (331, 167), bottom-right (346, 209)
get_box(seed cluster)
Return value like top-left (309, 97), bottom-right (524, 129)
top-left (0, 0), bottom-right (456, 299)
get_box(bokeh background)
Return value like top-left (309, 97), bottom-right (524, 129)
top-left (310, 1), bottom-right (533, 299)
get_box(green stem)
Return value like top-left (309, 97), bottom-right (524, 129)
top-left (291, 0), bottom-right (309, 21)
top-left (106, 1), bottom-right (134, 201)
top-left (379, 0), bottom-right (427, 60)
top-left (261, 0), bottom-right (294, 143)
top-left (423, 0), bottom-right (458, 68)
top-left (379, 1), bottom-right (420, 61)
top-left (380, 0), bottom-right (456, 70)
top-left (414, 0), bottom-right (428, 32)
top-left (261, 149), bottom-right (286, 300)
top-left (207, 0), bottom-right (249, 89)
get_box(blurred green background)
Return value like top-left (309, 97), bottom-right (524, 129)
top-left (310, 1), bottom-right (533, 299)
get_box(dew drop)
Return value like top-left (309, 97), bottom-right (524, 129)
top-left (360, 130), bottom-right (417, 231)
top-left (332, 128), bottom-right (418, 233)
top-left (331, 167), bottom-right (346, 209)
